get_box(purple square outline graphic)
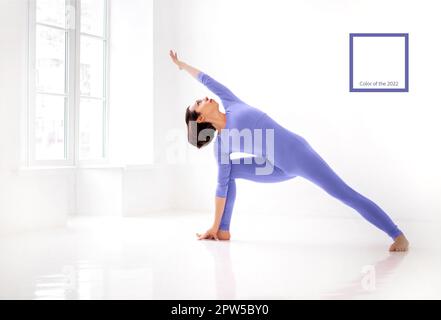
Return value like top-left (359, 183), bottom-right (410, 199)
top-left (349, 33), bottom-right (409, 92)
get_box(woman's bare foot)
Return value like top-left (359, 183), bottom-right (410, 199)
top-left (217, 230), bottom-right (231, 241)
top-left (389, 234), bottom-right (409, 252)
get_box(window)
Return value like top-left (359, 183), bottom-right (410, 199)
top-left (28, 0), bottom-right (108, 166)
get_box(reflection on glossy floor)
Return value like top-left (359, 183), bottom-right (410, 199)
top-left (0, 212), bottom-right (440, 299)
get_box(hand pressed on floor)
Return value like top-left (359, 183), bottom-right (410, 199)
top-left (196, 227), bottom-right (230, 241)
top-left (389, 234), bottom-right (409, 252)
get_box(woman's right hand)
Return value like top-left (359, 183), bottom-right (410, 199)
top-left (196, 226), bottom-right (220, 241)
top-left (196, 228), bottom-right (231, 241)
top-left (169, 49), bottom-right (184, 70)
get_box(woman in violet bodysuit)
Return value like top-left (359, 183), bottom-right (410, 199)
top-left (169, 50), bottom-right (409, 252)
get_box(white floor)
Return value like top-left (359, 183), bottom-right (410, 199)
top-left (0, 212), bottom-right (440, 300)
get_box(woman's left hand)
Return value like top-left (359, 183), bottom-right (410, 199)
top-left (169, 50), bottom-right (184, 70)
top-left (196, 226), bottom-right (219, 240)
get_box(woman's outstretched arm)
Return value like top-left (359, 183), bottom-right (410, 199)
top-left (169, 49), bottom-right (242, 108)
top-left (169, 50), bottom-right (200, 78)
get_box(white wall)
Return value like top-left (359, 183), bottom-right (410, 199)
top-left (156, 0), bottom-right (441, 222)
top-left (109, 0), bottom-right (154, 165)
top-left (0, 0), bottom-right (74, 235)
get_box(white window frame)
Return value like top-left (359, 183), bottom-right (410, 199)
top-left (27, 0), bottom-right (110, 167)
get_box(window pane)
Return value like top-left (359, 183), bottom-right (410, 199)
top-left (36, 0), bottom-right (66, 28)
top-left (36, 25), bottom-right (66, 94)
top-left (80, 37), bottom-right (104, 97)
top-left (81, 0), bottom-right (105, 36)
top-left (79, 98), bottom-right (105, 160)
top-left (35, 94), bottom-right (66, 160)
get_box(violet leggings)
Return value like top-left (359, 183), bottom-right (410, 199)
top-left (219, 138), bottom-right (403, 240)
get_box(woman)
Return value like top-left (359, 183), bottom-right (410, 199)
top-left (170, 50), bottom-right (409, 252)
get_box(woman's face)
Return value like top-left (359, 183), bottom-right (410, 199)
top-left (189, 96), bottom-right (218, 115)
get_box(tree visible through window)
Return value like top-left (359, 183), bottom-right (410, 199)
top-left (29, 0), bottom-right (108, 165)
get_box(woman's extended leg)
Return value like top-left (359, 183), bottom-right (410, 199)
top-left (294, 142), bottom-right (403, 240)
top-left (219, 157), bottom-right (294, 231)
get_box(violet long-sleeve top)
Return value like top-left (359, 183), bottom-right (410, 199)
top-left (197, 71), bottom-right (279, 198)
